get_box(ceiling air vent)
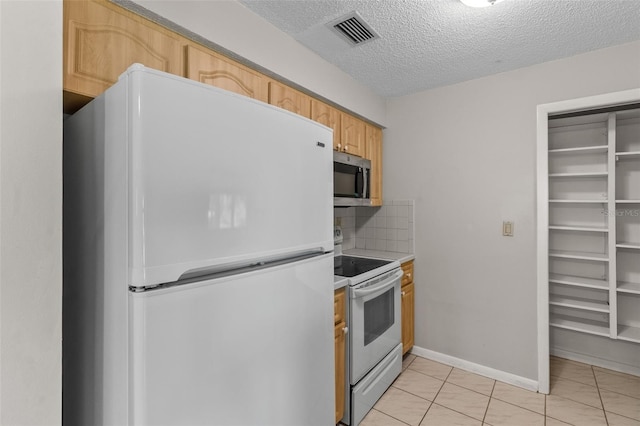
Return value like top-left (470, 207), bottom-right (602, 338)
top-left (328, 12), bottom-right (379, 46)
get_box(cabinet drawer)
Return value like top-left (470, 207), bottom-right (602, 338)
top-left (334, 287), bottom-right (346, 325)
top-left (401, 261), bottom-right (414, 287)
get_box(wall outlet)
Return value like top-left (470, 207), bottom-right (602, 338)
top-left (503, 221), bottom-right (514, 237)
top-left (334, 226), bottom-right (343, 244)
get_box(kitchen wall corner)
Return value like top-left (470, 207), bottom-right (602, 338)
top-left (334, 200), bottom-right (415, 253)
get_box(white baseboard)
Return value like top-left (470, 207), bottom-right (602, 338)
top-left (410, 346), bottom-right (539, 392)
top-left (551, 347), bottom-right (640, 377)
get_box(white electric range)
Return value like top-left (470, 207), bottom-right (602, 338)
top-left (334, 245), bottom-right (403, 425)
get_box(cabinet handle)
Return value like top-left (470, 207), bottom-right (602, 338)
top-left (401, 291), bottom-right (406, 296)
top-left (343, 326), bottom-right (348, 335)
top-left (337, 143), bottom-right (342, 150)
top-left (407, 273), bottom-right (412, 279)
top-left (344, 145), bottom-right (348, 152)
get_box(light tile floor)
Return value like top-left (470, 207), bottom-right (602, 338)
top-left (359, 355), bottom-right (640, 426)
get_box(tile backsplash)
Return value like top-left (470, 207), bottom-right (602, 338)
top-left (334, 200), bottom-right (415, 253)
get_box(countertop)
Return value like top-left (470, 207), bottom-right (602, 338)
top-left (333, 249), bottom-right (415, 290)
top-left (342, 249), bottom-right (415, 265)
top-left (334, 276), bottom-right (349, 291)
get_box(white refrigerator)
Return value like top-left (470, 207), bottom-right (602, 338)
top-left (63, 64), bottom-right (335, 425)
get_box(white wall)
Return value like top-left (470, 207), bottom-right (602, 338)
top-left (384, 41), bottom-right (640, 380)
top-left (131, 0), bottom-right (387, 126)
top-left (0, 1), bottom-right (62, 424)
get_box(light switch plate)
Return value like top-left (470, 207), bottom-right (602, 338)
top-left (503, 221), bottom-right (514, 237)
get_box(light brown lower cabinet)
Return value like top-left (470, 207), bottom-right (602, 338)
top-left (334, 287), bottom-right (346, 423)
top-left (401, 260), bottom-right (415, 354)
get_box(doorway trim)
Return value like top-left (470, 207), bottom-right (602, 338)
top-left (536, 88), bottom-right (640, 394)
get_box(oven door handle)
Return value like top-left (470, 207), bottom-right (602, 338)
top-left (352, 269), bottom-right (403, 298)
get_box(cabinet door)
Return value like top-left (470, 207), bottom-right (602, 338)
top-left (64, 0), bottom-right (183, 100)
top-left (185, 45), bottom-right (269, 103)
top-left (334, 320), bottom-right (346, 423)
top-left (340, 113), bottom-right (365, 157)
top-left (311, 100), bottom-right (341, 151)
top-left (401, 282), bottom-right (415, 355)
top-left (268, 81), bottom-right (311, 118)
top-left (365, 124), bottom-right (383, 206)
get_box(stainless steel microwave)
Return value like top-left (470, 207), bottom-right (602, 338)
top-left (334, 151), bottom-right (371, 206)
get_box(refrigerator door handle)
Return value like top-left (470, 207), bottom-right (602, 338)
top-left (176, 249), bottom-right (327, 283)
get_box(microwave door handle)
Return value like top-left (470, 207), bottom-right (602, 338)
top-left (363, 167), bottom-right (368, 200)
top-left (352, 270), bottom-right (403, 298)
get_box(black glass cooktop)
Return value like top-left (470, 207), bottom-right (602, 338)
top-left (334, 255), bottom-right (393, 278)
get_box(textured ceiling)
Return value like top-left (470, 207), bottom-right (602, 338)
top-left (238, 0), bottom-right (640, 98)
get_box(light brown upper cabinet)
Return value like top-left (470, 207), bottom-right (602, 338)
top-left (311, 100), bottom-right (341, 151)
top-left (340, 113), bottom-right (365, 157)
top-left (184, 44), bottom-right (269, 103)
top-left (268, 81), bottom-right (311, 118)
top-left (365, 124), bottom-right (383, 206)
top-left (63, 0), bottom-right (184, 111)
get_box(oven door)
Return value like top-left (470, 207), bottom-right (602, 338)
top-left (349, 268), bottom-right (402, 384)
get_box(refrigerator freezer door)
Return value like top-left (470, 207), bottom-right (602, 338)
top-left (129, 253), bottom-right (335, 426)
top-left (123, 67), bottom-right (333, 288)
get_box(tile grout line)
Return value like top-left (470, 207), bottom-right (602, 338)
top-left (481, 380), bottom-right (497, 425)
top-left (403, 359), bottom-right (494, 425)
top-left (371, 408), bottom-right (412, 426)
top-left (425, 402), bottom-right (484, 425)
top-left (591, 366), bottom-right (640, 407)
top-left (416, 367), bottom-right (451, 425)
top-left (412, 360), bottom-right (547, 424)
top-left (416, 402), bottom-right (430, 425)
top-left (389, 383), bottom-right (437, 405)
top-left (406, 366), bottom-right (450, 383)
top-left (444, 372), bottom-right (496, 398)
top-left (550, 372), bottom-right (598, 389)
top-left (432, 368), bottom-right (495, 424)
top-left (376, 356), bottom-right (422, 426)
top-left (402, 354), bottom-right (638, 425)
top-left (418, 367), bottom-right (484, 424)
top-left (589, 367), bottom-right (640, 425)
top-left (547, 377), bottom-right (608, 411)
top-left (592, 364), bottom-right (610, 426)
top-left (483, 393), bottom-right (547, 417)
top-left (544, 384), bottom-right (547, 426)
top-left (593, 383), bottom-right (640, 402)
